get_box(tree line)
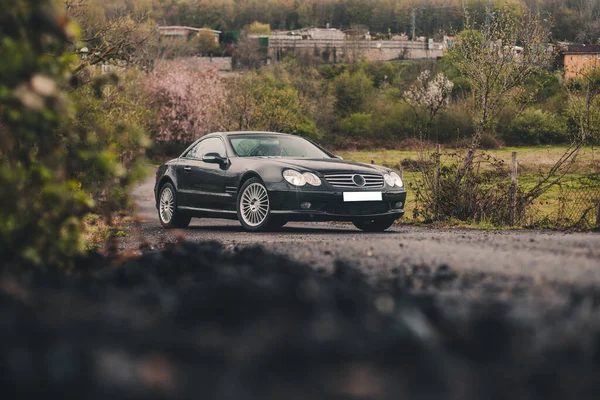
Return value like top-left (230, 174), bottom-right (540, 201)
top-left (82, 0), bottom-right (600, 43)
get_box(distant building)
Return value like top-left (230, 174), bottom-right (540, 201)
top-left (443, 35), bottom-right (455, 51)
top-left (392, 34), bottom-right (409, 41)
top-left (563, 45), bottom-right (600, 79)
top-left (158, 26), bottom-right (221, 44)
top-left (271, 28), bottom-right (346, 41)
top-left (342, 28), bottom-right (370, 40)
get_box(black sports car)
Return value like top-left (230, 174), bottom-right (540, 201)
top-left (154, 131), bottom-right (407, 232)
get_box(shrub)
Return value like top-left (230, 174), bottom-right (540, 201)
top-left (503, 108), bottom-right (568, 145)
top-left (333, 70), bottom-right (373, 116)
top-left (369, 101), bottom-right (419, 140)
top-left (224, 72), bottom-right (320, 140)
top-left (432, 103), bottom-right (475, 143)
top-left (479, 134), bottom-right (504, 149)
top-left (191, 30), bottom-right (221, 55)
top-left (244, 21), bottom-right (271, 36)
top-left (358, 61), bottom-right (401, 88)
top-left (339, 113), bottom-right (373, 137)
top-left (411, 152), bottom-right (527, 225)
top-left (0, 0), bottom-right (148, 269)
top-left (72, 68), bottom-right (153, 169)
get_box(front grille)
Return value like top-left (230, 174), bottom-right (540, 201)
top-left (324, 173), bottom-right (384, 188)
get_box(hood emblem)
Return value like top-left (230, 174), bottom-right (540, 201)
top-left (352, 174), bottom-right (366, 187)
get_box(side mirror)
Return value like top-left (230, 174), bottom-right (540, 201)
top-left (333, 155), bottom-right (344, 160)
top-left (202, 152), bottom-right (226, 165)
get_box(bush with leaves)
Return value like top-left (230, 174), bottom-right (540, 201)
top-left (333, 70), bottom-right (374, 117)
top-left (0, 0), bottom-right (148, 269)
top-left (503, 108), bottom-right (568, 145)
top-left (339, 113), bottom-right (373, 137)
top-left (224, 71), bottom-right (319, 139)
top-left (192, 30), bottom-right (221, 55)
top-left (71, 67), bottom-right (153, 204)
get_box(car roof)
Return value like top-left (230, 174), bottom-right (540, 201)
top-left (216, 131), bottom-right (291, 137)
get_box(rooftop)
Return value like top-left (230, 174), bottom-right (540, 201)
top-left (158, 26), bottom-right (222, 34)
top-left (563, 44), bottom-right (600, 54)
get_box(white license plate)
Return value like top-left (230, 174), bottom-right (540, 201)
top-left (343, 192), bottom-right (383, 202)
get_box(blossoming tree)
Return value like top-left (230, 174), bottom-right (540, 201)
top-left (145, 59), bottom-right (226, 144)
top-left (405, 70), bottom-right (454, 142)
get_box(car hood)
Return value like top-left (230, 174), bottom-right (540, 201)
top-left (257, 157), bottom-right (387, 175)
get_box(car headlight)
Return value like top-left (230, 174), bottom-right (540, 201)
top-left (384, 174), bottom-right (395, 187)
top-left (283, 170), bottom-right (306, 186)
top-left (390, 172), bottom-right (403, 187)
top-left (302, 172), bottom-right (321, 186)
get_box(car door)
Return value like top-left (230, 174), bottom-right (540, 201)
top-left (178, 137), bottom-right (228, 209)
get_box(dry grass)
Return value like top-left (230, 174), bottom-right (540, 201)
top-left (337, 145), bottom-right (599, 173)
top-left (83, 213), bottom-right (134, 248)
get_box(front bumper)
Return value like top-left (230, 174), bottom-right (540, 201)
top-left (267, 183), bottom-right (407, 222)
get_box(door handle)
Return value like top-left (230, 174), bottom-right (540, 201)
top-left (183, 167), bottom-right (192, 172)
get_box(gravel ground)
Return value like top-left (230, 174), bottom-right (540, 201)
top-left (130, 176), bottom-right (600, 285)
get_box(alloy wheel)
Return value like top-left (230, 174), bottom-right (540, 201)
top-left (159, 187), bottom-right (175, 224)
top-left (240, 183), bottom-right (270, 227)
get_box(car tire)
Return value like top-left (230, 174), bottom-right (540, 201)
top-left (353, 217), bottom-right (396, 232)
top-left (237, 177), bottom-right (274, 232)
top-left (158, 183), bottom-right (192, 229)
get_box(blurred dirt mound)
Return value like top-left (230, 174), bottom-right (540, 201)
top-left (1, 242), bottom-right (600, 399)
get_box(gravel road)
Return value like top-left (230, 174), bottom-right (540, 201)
top-left (130, 175), bottom-right (600, 285)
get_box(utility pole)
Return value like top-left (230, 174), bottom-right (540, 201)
top-left (411, 7), bottom-right (416, 41)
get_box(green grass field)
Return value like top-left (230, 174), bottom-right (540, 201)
top-left (336, 146), bottom-right (599, 226)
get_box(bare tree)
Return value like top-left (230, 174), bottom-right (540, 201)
top-left (447, 9), bottom-right (553, 178)
top-left (567, 70), bottom-right (600, 146)
top-left (66, 0), bottom-right (158, 75)
top-left (233, 36), bottom-right (265, 69)
top-left (575, 0), bottom-right (600, 43)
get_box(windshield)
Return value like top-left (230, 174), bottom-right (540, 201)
top-left (229, 135), bottom-right (331, 158)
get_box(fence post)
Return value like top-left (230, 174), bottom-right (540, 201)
top-left (435, 144), bottom-right (441, 220)
top-left (596, 200), bottom-right (600, 230)
top-left (510, 152), bottom-right (518, 226)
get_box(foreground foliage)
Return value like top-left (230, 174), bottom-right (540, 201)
top-left (0, 0), bottom-right (148, 268)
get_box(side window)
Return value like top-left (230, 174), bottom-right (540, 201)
top-left (202, 138), bottom-right (227, 158)
top-left (186, 138), bottom-right (226, 159)
top-left (185, 143), bottom-right (200, 158)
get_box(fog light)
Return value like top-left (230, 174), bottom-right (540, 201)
top-left (301, 202), bottom-right (312, 209)
top-left (394, 202), bottom-right (403, 209)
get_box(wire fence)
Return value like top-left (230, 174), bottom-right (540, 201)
top-left (521, 146), bottom-right (599, 231)
top-left (555, 173), bottom-right (600, 230)
top-left (407, 145), bottom-right (600, 231)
